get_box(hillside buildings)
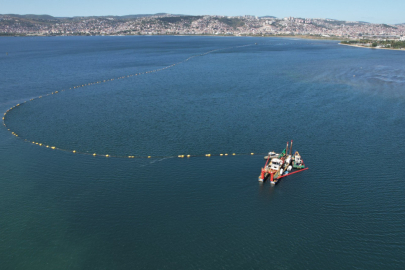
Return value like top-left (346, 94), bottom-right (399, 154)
top-left (1, 14), bottom-right (404, 40)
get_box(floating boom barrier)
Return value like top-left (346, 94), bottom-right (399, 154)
top-left (3, 44), bottom-right (260, 159)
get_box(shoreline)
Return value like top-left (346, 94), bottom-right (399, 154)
top-left (339, 43), bottom-right (405, 51)
top-left (0, 33), bottom-right (343, 41)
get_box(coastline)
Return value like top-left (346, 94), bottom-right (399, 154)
top-left (0, 33), bottom-right (343, 42)
top-left (339, 42), bottom-right (405, 51)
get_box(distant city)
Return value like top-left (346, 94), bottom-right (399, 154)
top-left (1, 13), bottom-right (404, 40)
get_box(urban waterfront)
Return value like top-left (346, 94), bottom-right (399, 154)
top-left (1, 14), bottom-right (405, 39)
top-left (1, 36), bottom-right (405, 269)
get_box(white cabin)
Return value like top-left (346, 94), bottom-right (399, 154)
top-left (294, 151), bottom-right (302, 165)
top-left (270, 158), bottom-right (283, 171)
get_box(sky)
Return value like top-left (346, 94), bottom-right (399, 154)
top-left (1, 0), bottom-right (404, 24)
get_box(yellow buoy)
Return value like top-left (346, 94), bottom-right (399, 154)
top-left (220, 154), bottom-right (223, 156)
top-left (73, 150), bottom-right (76, 153)
top-left (225, 153), bottom-right (228, 156)
top-left (106, 154), bottom-right (110, 157)
top-left (232, 153), bottom-right (236, 156)
top-left (93, 153), bottom-right (96, 156)
top-left (51, 146), bottom-right (56, 149)
top-left (251, 153), bottom-right (254, 155)
top-left (187, 155), bottom-right (191, 158)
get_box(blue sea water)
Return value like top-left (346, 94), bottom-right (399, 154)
top-left (1, 36), bottom-right (405, 269)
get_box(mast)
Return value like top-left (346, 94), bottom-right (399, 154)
top-left (286, 141), bottom-right (289, 157)
top-left (290, 140), bottom-right (293, 156)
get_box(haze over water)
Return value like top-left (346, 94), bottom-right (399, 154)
top-left (1, 36), bottom-right (405, 269)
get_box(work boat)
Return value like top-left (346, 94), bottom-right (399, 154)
top-left (264, 151), bottom-right (279, 160)
top-left (293, 151), bottom-right (305, 169)
top-left (258, 140), bottom-right (308, 185)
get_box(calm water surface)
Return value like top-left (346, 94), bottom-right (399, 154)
top-left (1, 36), bottom-right (405, 269)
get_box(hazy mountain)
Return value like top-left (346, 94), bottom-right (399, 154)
top-left (5, 14), bottom-right (59, 20)
top-left (1, 13), bottom-right (184, 21)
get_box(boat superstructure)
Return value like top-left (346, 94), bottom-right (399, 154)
top-left (264, 151), bottom-right (279, 160)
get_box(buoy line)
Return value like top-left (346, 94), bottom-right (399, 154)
top-left (3, 43), bottom-right (264, 159)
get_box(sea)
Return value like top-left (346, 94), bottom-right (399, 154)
top-left (1, 36), bottom-right (405, 269)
